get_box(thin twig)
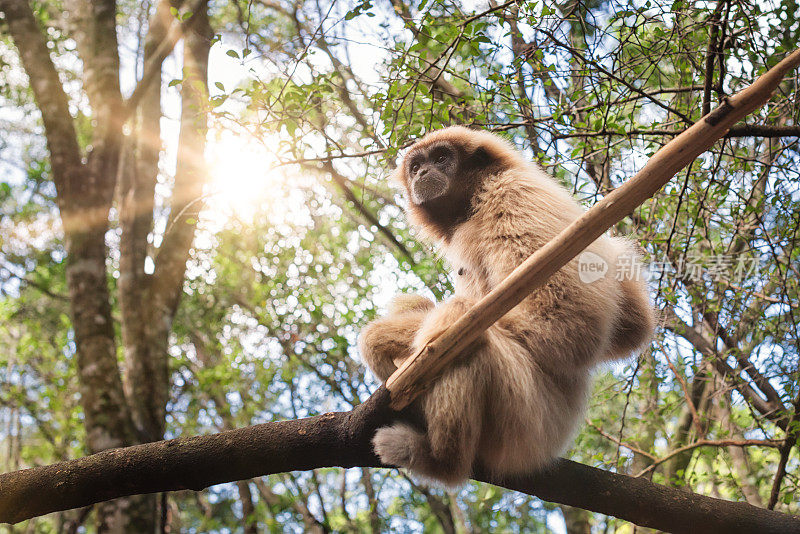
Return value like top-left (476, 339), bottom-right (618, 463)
top-left (635, 438), bottom-right (781, 478)
top-left (665, 355), bottom-right (704, 435)
top-left (585, 419), bottom-right (656, 460)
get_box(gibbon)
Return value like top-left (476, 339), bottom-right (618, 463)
top-left (358, 126), bottom-right (654, 485)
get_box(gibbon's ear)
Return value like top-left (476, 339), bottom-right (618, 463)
top-left (466, 146), bottom-right (494, 170)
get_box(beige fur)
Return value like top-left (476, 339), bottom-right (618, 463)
top-left (358, 127), bottom-right (654, 485)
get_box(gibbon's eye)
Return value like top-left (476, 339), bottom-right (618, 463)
top-left (410, 162), bottom-right (420, 174)
top-left (433, 150), bottom-right (451, 165)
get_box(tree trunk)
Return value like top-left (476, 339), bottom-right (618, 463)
top-left (120, 0), bottom-right (175, 444)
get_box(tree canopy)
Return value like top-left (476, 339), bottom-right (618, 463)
top-left (0, 0), bottom-right (799, 532)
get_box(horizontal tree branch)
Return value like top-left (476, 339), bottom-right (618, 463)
top-left (269, 123), bottom-right (800, 169)
top-left (1, 387), bottom-right (798, 533)
top-left (551, 124), bottom-right (800, 139)
top-left (274, 147), bottom-right (390, 167)
top-left (727, 124), bottom-right (800, 137)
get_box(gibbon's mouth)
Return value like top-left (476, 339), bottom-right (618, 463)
top-left (411, 174), bottom-right (448, 204)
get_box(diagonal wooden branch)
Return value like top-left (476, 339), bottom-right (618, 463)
top-left (385, 47), bottom-right (800, 410)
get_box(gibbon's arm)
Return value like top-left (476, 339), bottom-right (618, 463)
top-left (411, 296), bottom-right (487, 356)
top-left (358, 294), bottom-right (434, 381)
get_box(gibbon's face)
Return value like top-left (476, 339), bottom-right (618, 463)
top-left (400, 137), bottom-right (498, 240)
top-left (406, 142), bottom-right (460, 205)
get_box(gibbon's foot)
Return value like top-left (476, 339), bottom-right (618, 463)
top-left (373, 423), bottom-right (423, 468)
top-left (373, 423), bottom-right (470, 487)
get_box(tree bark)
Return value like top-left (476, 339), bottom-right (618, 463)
top-left (235, 481), bottom-right (259, 534)
top-left (559, 505), bottom-right (592, 534)
top-left (0, 0), bottom-right (160, 529)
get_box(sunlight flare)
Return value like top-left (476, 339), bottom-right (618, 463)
top-left (205, 130), bottom-right (282, 222)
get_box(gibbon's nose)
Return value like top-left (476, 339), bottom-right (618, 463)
top-left (411, 172), bottom-right (448, 204)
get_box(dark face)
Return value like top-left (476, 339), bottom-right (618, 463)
top-left (402, 139), bottom-right (500, 240)
top-left (406, 143), bottom-right (459, 205)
